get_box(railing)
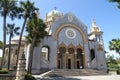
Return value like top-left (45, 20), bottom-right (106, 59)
top-left (41, 58), bottom-right (49, 66)
top-left (91, 58), bottom-right (96, 67)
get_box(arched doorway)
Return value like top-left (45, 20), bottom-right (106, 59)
top-left (76, 48), bottom-right (83, 69)
top-left (57, 47), bottom-right (66, 69)
top-left (57, 45), bottom-right (85, 69)
top-left (90, 49), bottom-right (95, 61)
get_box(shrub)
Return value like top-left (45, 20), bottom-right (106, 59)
top-left (117, 69), bottom-right (120, 74)
top-left (24, 74), bottom-right (36, 80)
top-left (0, 69), bottom-right (8, 74)
top-left (109, 68), bottom-right (117, 71)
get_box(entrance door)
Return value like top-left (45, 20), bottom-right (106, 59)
top-left (77, 61), bottom-right (80, 69)
top-left (68, 59), bottom-right (71, 69)
top-left (58, 60), bottom-right (60, 69)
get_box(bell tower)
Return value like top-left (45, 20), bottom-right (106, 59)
top-left (89, 19), bottom-right (107, 71)
top-left (89, 19), bottom-right (104, 46)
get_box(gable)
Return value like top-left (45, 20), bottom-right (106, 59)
top-left (52, 12), bottom-right (88, 36)
top-left (51, 12), bottom-right (88, 43)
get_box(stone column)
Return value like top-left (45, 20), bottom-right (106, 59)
top-left (15, 52), bottom-right (26, 80)
top-left (82, 51), bottom-right (86, 68)
top-left (66, 50), bottom-right (69, 69)
top-left (74, 50), bottom-right (77, 69)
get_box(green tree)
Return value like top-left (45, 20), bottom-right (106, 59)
top-left (0, 41), bottom-right (3, 50)
top-left (16, 0), bottom-right (38, 66)
top-left (109, 39), bottom-right (120, 55)
top-left (26, 15), bottom-right (47, 74)
top-left (109, 0), bottom-right (120, 9)
top-left (106, 54), bottom-right (118, 69)
top-left (6, 23), bottom-right (20, 70)
top-left (0, 0), bottom-right (19, 69)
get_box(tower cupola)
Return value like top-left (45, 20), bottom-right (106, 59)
top-left (90, 19), bottom-right (101, 33)
top-left (44, 8), bottom-right (63, 35)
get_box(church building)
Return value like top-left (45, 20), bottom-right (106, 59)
top-left (4, 9), bottom-right (107, 74)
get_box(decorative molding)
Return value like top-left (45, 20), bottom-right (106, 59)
top-left (97, 44), bottom-right (103, 51)
top-left (54, 23), bottom-right (87, 43)
top-left (68, 14), bottom-right (73, 22)
top-left (76, 44), bottom-right (83, 50)
top-left (67, 43), bottom-right (75, 49)
top-left (65, 28), bottom-right (76, 39)
top-left (58, 42), bottom-right (66, 48)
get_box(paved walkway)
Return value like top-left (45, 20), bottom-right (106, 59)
top-left (34, 75), bottom-right (120, 80)
top-left (69, 75), bottom-right (120, 80)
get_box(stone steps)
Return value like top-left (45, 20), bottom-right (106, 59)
top-left (42, 69), bottom-right (107, 77)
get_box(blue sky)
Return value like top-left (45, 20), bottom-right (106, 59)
top-left (0, 0), bottom-right (120, 57)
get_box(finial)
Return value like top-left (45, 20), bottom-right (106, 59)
top-left (90, 19), bottom-right (101, 32)
top-left (92, 19), bottom-right (97, 27)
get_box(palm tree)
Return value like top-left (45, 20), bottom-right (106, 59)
top-left (26, 15), bottom-right (47, 74)
top-left (6, 23), bottom-right (20, 70)
top-left (0, 0), bottom-right (19, 69)
top-left (16, 0), bottom-right (38, 66)
top-left (109, 39), bottom-right (120, 56)
top-left (109, 0), bottom-right (120, 9)
top-left (0, 41), bottom-right (3, 50)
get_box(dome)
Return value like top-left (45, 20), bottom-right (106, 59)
top-left (44, 9), bottom-right (63, 25)
top-left (46, 9), bottom-right (63, 17)
top-left (6, 36), bottom-right (26, 45)
top-left (11, 36), bottom-right (26, 41)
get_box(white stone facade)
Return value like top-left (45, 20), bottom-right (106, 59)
top-left (30, 11), bottom-right (107, 74)
top-left (4, 10), bottom-right (107, 74)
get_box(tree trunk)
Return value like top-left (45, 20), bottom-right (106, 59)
top-left (28, 36), bottom-right (36, 74)
top-left (8, 34), bottom-right (12, 70)
top-left (1, 14), bottom-right (6, 69)
top-left (16, 18), bottom-right (27, 67)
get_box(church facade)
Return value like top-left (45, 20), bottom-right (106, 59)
top-left (30, 10), bottom-right (107, 74)
top-left (4, 9), bottom-right (107, 74)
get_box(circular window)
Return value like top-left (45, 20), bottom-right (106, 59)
top-left (66, 28), bottom-right (76, 39)
top-left (68, 48), bottom-right (74, 54)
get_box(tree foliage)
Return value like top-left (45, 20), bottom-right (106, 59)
top-left (6, 24), bottom-right (20, 37)
top-left (0, 41), bottom-right (3, 50)
top-left (0, 0), bottom-right (19, 69)
top-left (109, 39), bottom-right (120, 55)
top-left (26, 14), bottom-right (47, 74)
top-left (6, 23), bottom-right (20, 70)
top-left (109, 0), bottom-right (120, 9)
top-left (16, 0), bottom-right (38, 67)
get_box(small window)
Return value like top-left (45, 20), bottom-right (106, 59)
top-left (90, 49), bottom-right (95, 60)
top-left (59, 47), bottom-right (66, 54)
top-left (42, 46), bottom-right (50, 61)
top-left (68, 48), bottom-right (74, 54)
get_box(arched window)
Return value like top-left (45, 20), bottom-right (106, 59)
top-left (90, 49), bottom-right (95, 60)
top-left (41, 46), bottom-right (50, 61)
top-left (68, 48), bottom-right (74, 54)
top-left (59, 47), bottom-right (66, 54)
top-left (77, 48), bottom-right (82, 59)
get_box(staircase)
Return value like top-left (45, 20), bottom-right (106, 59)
top-left (41, 69), bottom-right (107, 77)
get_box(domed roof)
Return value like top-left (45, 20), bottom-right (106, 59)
top-left (6, 36), bottom-right (26, 45)
top-left (47, 9), bottom-right (63, 17)
top-left (11, 36), bottom-right (26, 41)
